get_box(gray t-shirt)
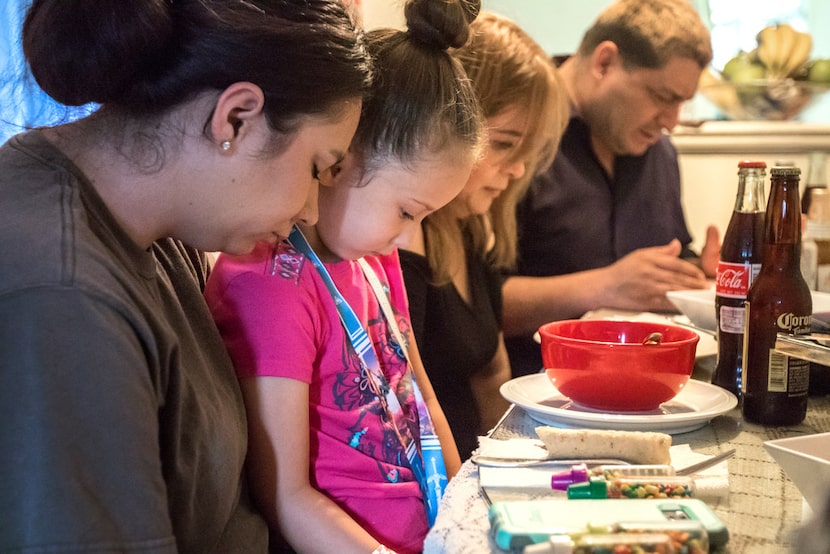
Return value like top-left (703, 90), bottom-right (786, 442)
top-left (0, 131), bottom-right (269, 553)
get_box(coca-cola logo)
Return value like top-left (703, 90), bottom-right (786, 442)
top-left (716, 268), bottom-right (746, 288)
top-left (716, 262), bottom-right (755, 298)
top-left (777, 313), bottom-right (812, 331)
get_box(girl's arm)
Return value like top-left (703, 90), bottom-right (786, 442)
top-left (239, 377), bottom-right (386, 554)
top-left (469, 334), bottom-right (511, 434)
top-left (404, 337), bottom-right (463, 477)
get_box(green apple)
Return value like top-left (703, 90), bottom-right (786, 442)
top-left (808, 59), bottom-right (830, 84)
top-left (723, 53), bottom-right (766, 83)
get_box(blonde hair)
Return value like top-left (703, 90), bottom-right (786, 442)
top-left (423, 11), bottom-right (569, 282)
top-left (578, 0), bottom-right (712, 70)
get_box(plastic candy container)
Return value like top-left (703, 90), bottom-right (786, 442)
top-left (567, 475), bottom-right (696, 500)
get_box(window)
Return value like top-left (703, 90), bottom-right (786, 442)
top-left (705, 0), bottom-right (808, 72)
top-left (0, 1), bottom-right (95, 145)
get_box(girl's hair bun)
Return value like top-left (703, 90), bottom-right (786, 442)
top-left (404, 0), bottom-right (481, 50)
top-left (23, 0), bottom-right (173, 106)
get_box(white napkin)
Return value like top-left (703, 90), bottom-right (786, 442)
top-left (477, 436), bottom-right (548, 460)
top-left (669, 444), bottom-right (730, 500)
top-left (476, 437), bottom-right (729, 501)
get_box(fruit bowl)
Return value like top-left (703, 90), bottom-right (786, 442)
top-left (539, 319), bottom-right (699, 412)
top-left (698, 76), bottom-right (830, 121)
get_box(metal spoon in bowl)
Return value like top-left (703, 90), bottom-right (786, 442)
top-left (642, 332), bottom-right (663, 345)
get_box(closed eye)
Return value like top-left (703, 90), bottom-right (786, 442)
top-left (491, 140), bottom-right (516, 152)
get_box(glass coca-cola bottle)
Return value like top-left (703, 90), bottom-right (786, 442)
top-left (742, 166), bottom-right (812, 425)
top-left (712, 161), bottom-right (766, 397)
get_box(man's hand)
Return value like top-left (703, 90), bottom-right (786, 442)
top-left (699, 225), bottom-right (721, 279)
top-left (600, 239), bottom-right (709, 313)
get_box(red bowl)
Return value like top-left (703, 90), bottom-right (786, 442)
top-left (539, 319), bottom-right (700, 412)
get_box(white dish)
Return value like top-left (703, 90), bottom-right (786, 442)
top-left (667, 288), bottom-right (830, 333)
top-left (764, 432), bottom-right (830, 513)
top-left (500, 373), bottom-right (737, 434)
top-left (666, 289), bottom-right (717, 331)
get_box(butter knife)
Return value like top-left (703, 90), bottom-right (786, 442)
top-left (675, 448), bottom-right (735, 476)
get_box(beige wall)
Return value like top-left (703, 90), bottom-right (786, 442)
top-left (673, 121), bottom-right (830, 252)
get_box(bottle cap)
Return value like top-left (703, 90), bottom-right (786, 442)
top-left (567, 477), bottom-right (608, 499)
top-left (738, 160), bottom-right (767, 169)
top-left (771, 166), bottom-right (802, 177)
top-left (551, 463), bottom-right (589, 490)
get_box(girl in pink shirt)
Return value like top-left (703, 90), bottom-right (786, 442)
top-left (205, 1), bottom-right (485, 552)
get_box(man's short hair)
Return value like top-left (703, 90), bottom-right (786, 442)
top-left (577, 0), bottom-right (712, 70)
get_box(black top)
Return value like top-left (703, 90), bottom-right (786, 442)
top-left (507, 113), bottom-right (695, 376)
top-left (400, 234), bottom-right (503, 460)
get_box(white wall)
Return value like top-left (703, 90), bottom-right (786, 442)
top-left (360, 0), bottom-right (612, 49)
top-left (674, 121), bottom-right (830, 252)
top-left (359, 0), bottom-right (404, 29)
top-left (479, 0), bottom-right (613, 55)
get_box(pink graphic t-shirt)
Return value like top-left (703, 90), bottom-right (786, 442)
top-left (205, 241), bottom-right (427, 553)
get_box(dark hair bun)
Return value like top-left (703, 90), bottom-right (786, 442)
top-left (23, 0), bottom-right (173, 106)
top-left (404, 0), bottom-right (481, 50)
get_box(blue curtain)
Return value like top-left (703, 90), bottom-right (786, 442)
top-left (0, 1), bottom-right (95, 145)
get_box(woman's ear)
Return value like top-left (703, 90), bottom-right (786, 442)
top-left (209, 82), bottom-right (266, 151)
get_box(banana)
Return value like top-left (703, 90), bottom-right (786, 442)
top-left (754, 24), bottom-right (813, 80)
top-left (783, 30), bottom-right (812, 78)
top-left (774, 23), bottom-right (796, 75)
top-left (756, 25), bottom-right (780, 73)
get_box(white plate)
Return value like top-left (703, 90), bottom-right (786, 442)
top-left (500, 373), bottom-right (737, 434)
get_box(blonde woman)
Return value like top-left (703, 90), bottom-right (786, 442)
top-left (400, 11), bottom-right (569, 459)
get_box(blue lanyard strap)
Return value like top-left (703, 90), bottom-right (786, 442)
top-left (287, 226), bottom-right (447, 525)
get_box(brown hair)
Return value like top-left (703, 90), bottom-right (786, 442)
top-left (349, 0), bottom-right (485, 178)
top-left (577, 0), bottom-right (712, 70)
top-left (423, 11), bottom-right (569, 281)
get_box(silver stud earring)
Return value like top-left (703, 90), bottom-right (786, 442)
top-left (221, 140), bottom-right (232, 151)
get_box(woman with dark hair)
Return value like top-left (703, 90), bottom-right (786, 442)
top-left (0, 1), bottom-right (371, 552)
top-left (204, 1), bottom-right (484, 552)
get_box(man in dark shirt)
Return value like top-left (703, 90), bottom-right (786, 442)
top-left (504, 0), bottom-right (721, 376)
